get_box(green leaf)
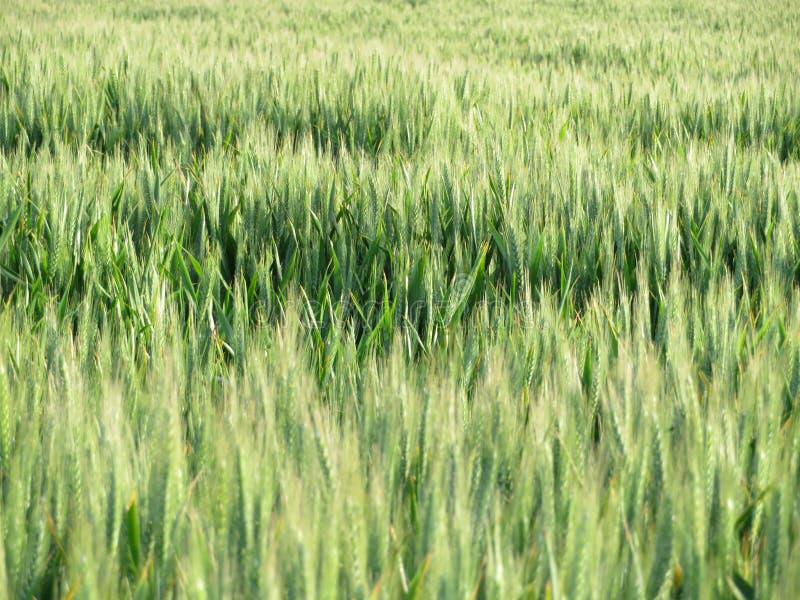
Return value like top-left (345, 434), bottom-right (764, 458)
top-left (443, 241), bottom-right (488, 328)
top-left (727, 572), bottom-right (755, 600)
top-left (0, 201), bottom-right (24, 256)
top-left (125, 493), bottom-right (142, 577)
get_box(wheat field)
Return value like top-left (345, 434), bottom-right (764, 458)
top-left (1, 0), bottom-right (800, 598)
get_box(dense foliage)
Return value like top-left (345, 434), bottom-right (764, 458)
top-left (1, 0), bottom-right (800, 597)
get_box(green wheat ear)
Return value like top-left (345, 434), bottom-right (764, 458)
top-left (646, 494), bottom-right (673, 600)
top-left (0, 365), bottom-right (10, 482)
